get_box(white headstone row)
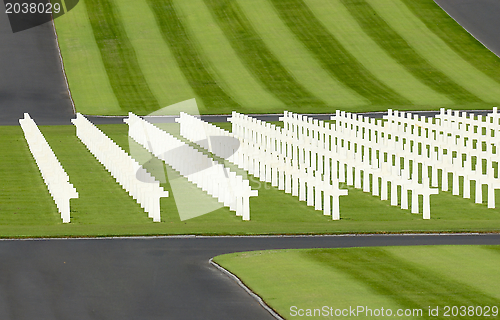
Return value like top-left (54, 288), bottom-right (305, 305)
top-left (385, 108), bottom-right (498, 163)
top-left (126, 113), bottom-right (257, 220)
top-left (279, 111), bottom-right (439, 219)
top-left (383, 109), bottom-right (500, 208)
top-left (19, 113), bottom-right (78, 223)
top-left (176, 112), bottom-right (347, 219)
top-left (72, 113), bottom-right (167, 222)
top-left (176, 112), bottom-right (240, 163)
top-left (225, 112), bottom-right (348, 220)
top-left (436, 107), bottom-right (500, 136)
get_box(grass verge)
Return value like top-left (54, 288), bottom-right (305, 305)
top-left (214, 245), bottom-right (500, 319)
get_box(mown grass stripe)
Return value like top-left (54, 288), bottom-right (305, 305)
top-left (203, 0), bottom-right (326, 108)
top-left (85, 0), bottom-right (159, 113)
top-left (306, 248), bottom-right (499, 311)
top-left (389, 246), bottom-right (500, 300)
top-left (146, 0), bottom-right (240, 111)
top-left (303, 0), bottom-right (451, 106)
top-left (173, 0), bottom-right (284, 112)
top-left (341, 0), bottom-right (482, 105)
top-left (113, 0), bottom-right (201, 112)
top-left (403, 0), bottom-right (500, 86)
top-left (367, 0), bottom-right (500, 104)
top-left (54, 0), bottom-right (121, 115)
top-left (236, 0), bottom-right (368, 109)
top-left (269, 0), bottom-right (410, 106)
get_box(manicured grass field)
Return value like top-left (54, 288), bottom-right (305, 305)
top-left (54, 0), bottom-right (500, 116)
top-left (213, 245), bottom-right (500, 319)
top-left (1, 124), bottom-right (500, 238)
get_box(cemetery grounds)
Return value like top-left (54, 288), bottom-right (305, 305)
top-left (2, 0), bottom-right (500, 318)
top-left (2, 0), bottom-right (500, 237)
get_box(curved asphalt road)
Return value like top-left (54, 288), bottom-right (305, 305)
top-left (0, 234), bottom-right (499, 320)
top-left (435, 0), bottom-right (500, 57)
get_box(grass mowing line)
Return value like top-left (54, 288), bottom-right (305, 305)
top-left (146, 0), bottom-right (240, 112)
top-left (235, 0), bottom-right (368, 109)
top-left (269, 0), bottom-right (410, 106)
top-left (53, 0), bottom-right (121, 115)
top-left (173, 0), bottom-right (284, 112)
top-left (403, 0), bottom-right (500, 86)
top-left (214, 246), bottom-right (500, 320)
top-left (302, 0), bottom-right (451, 107)
top-left (112, 0), bottom-right (201, 112)
top-left (203, 0), bottom-right (327, 109)
top-left (367, 0), bottom-right (500, 104)
top-left (341, 0), bottom-right (482, 105)
top-left (389, 245), bottom-right (500, 300)
top-left (307, 248), bottom-right (499, 311)
top-left (85, 0), bottom-right (160, 114)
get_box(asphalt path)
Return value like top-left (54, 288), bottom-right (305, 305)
top-left (435, 0), bottom-right (500, 57)
top-left (0, 10), bottom-right (74, 126)
top-left (0, 234), bottom-right (499, 320)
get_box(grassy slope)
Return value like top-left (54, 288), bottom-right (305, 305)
top-left (269, 0), bottom-right (410, 106)
top-left (146, 0), bottom-right (240, 112)
top-left (174, 0), bottom-right (283, 111)
top-left (303, 0), bottom-right (451, 107)
top-left (54, 0), bottom-right (121, 115)
top-left (403, 0), bottom-right (500, 86)
top-left (84, 0), bottom-right (160, 114)
top-left (55, 0), bottom-right (500, 115)
top-left (214, 245), bottom-right (500, 319)
top-left (368, 0), bottom-right (500, 105)
top-left (203, 0), bottom-right (326, 109)
top-left (1, 124), bottom-right (500, 237)
top-left (236, 0), bottom-right (367, 108)
top-left (113, 0), bottom-right (200, 110)
top-left (340, 0), bottom-right (480, 105)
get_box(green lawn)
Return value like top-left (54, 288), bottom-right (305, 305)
top-left (1, 124), bottom-right (500, 238)
top-left (213, 245), bottom-right (500, 319)
top-left (54, 0), bottom-right (500, 116)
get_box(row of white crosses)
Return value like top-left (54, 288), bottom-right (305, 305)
top-left (125, 113), bottom-right (257, 220)
top-left (176, 112), bottom-right (348, 220)
top-left (280, 111), bottom-right (439, 219)
top-left (19, 113), bottom-right (78, 223)
top-left (72, 113), bottom-right (168, 222)
top-left (384, 108), bottom-right (500, 208)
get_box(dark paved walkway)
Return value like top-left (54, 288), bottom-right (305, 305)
top-left (0, 234), bottom-right (498, 320)
top-left (435, 0), bottom-right (500, 57)
top-left (0, 11), bottom-right (74, 126)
